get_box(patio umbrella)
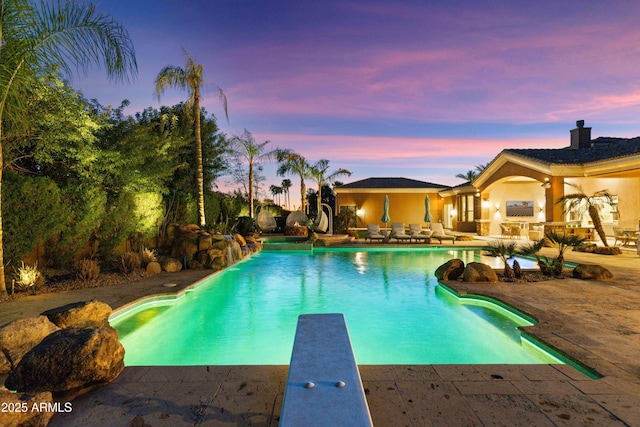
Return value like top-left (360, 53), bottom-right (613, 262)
top-left (381, 195), bottom-right (391, 230)
top-left (424, 195), bottom-right (433, 226)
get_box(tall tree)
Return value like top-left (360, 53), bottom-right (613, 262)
top-left (0, 0), bottom-right (137, 294)
top-left (228, 129), bottom-right (277, 219)
top-left (276, 150), bottom-right (312, 212)
top-left (308, 159), bottom-right (351, 216)
top-left (154, 49), bottom-right (228, 227)
top-left (455, 163), bottom-right (489, 182)
top-left (281, 178), bottom-right (292, 210)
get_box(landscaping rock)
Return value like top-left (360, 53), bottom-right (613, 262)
top-left (435, 258), bottom-right (465, 280)
top-left (197, 248), bottom-right (225, 269)
top-left (573, 264), bottom-right (614, 280)
top-left (235, 233), bottom-right (247, 248)
top-left (162, 258), bottom-right (183, 272)
top-left (245, 235), bottom-right (263, 250)
top-left (0, 388), bottom-right (54, 427)
top-left (5, 326), bottom-right (125, 399)
top-left (145, 261), bottom-right (162, 274)
top-left (171, 237), bottom-right (198, 261)
top-left (0, 316), bottom-right (59, 374)
top-left (463, 262), bottom-right (498, 283)
top-left (41, 300), bottom-right (112, 329)
top-left (198, 234), bottom-right (213, 251)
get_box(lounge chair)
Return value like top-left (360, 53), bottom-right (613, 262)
top-left (366, 224), bottom-right (386, 243)
top-left (409, 223), bottom-right (431, 243)
top-left (391, 222), bottom-right (412, 243)
top-left (430, 223), bottom-right (456, 244)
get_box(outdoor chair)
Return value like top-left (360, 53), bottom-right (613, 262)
top-left (499, 223), bottom-right (511, 238)
top-left (366, 224), bottom-right (386, 243)
top-left (430, 223), bottom-right (456, 244)
top-left (528, 225), bottom-right (544, 241)
top-left (510, 225), bottom-right (524, 239)
top-left (613, 227), bottom-right (632, 247)
top-left (409, 223), bottom-right (431, 243)
top-left (391, 222), bottom-right (412, 243)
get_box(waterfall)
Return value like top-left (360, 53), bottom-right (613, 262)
top-left (226, 244), bottom-right (235, 266)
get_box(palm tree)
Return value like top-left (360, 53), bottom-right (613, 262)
top-left (455, 163), bottom-right (489, 182)
top-left (546, 231), bottom-right (586, 276)
top-left (269, 185), bottom-right (283, 206)
top-left (281, 178), bottom-right (292, 210)
top-left (308, 159), bottom-right (352, 216)
top-left (483, 240), bottom-right (517, 280)
top-left (556, 183), bottom-right (614, 247)
top-left (229, 130), bottom-right (277, 218)
top-left (0, 0), bottom-right (137, 295)
top-left (276, 150), bottom-right (312, 212)
top-left (154, 49), bottom-right (228, 228)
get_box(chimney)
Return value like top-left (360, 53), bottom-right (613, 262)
top-left (570, 120), bottom-right (591, 149)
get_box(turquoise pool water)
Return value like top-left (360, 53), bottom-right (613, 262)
top-left (112, 247), bottom-right (561, 366)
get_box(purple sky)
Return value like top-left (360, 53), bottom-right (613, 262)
top-left (74, 0), bottom-right (640, 202)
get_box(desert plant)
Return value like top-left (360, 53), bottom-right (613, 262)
top-left (519, 232), bottom-right (585, 277)
top-left (545, 231), bottom-right (586, 276)
top-left (13, 262), bottom-right (45, 291)
top-left (118, 252), bottom-right (142, 274)
top-left (483, 240), bottom-right (517, 280)
top-left (140, 247), bottom-right (157, 264)
top-left (556, 184), bottom-right (615, 247)
top-left (72, 259), bottom-right (100, 282)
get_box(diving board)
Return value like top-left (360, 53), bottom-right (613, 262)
top-left (280, 313), bottom-right (373, 427)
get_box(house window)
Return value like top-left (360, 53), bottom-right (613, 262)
top-left (456, 195), bottom-right (474, 222)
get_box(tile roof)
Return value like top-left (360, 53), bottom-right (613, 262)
top-left (337, 177), bottom-right (449, 189)
top-left (504, 137), bottom-right (640, 165)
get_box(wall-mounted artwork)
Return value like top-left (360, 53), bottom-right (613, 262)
top-left (506, 200), bottom-right (534, 217)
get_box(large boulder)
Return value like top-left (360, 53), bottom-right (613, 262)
top-left (41, 300), bottom-right (112, 329)
top-left (198, 234), bottom-right (213, 251)
top-left (5, 326), bottom-right (125, 399)
top-left (463, 262), bottom-right (498, 283)
top-left (162, 257), bottom-right (183, 272)
top-left (573, 264), bottom-right (614, 280)
top-left (0, 316), bottom-right (59, 374)
top-left (171, 237), bottom-right (198, 261)
top-left (146, 261), bottom-right (162, 274)
top-left (196, 248), bottom-right (226, 269)
top-left (435, 259), bottom-right (465, 280)
top-left (0, 388), bottom-right (54, 427)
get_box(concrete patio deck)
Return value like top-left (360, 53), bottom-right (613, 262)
top-left (1, 241), bottom-right (639, 426)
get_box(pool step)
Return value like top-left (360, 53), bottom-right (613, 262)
top-left (280, 314), bottom-right (373, 427)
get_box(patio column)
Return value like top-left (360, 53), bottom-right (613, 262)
top-left (545, 176), bottom-right (564, 221)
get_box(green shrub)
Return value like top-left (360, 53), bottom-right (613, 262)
top-left (118, 252), bottom-right (141, 274)
top-left (72, 259), bottom-right (100, 282)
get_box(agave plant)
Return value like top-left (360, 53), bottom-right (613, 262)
top-left (483, 240), bottom-right (518, 280)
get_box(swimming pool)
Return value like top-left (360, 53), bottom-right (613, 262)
top-left (111, 247), bottom-right (562, 366)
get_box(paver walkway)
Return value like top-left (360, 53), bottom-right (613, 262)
top-left (1, 244), bottom-right (639, 426)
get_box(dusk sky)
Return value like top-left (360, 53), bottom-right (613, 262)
top-left (75, 0), bottom-right (640, 203)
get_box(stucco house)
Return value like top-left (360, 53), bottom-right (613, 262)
top-left (472, 120), bottom-right (640, 241)
top-left (334, 178), bottom-right (448, 229)
top-left (335, 121), bottom-right (640, 242)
